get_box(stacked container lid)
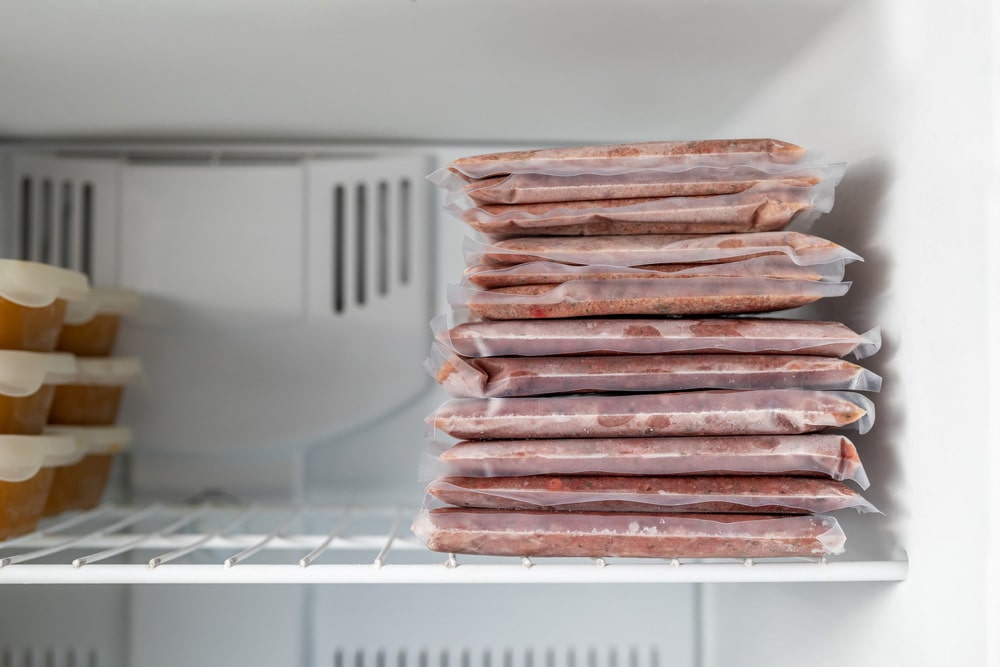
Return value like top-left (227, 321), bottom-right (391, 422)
top-left (0, 260), bottom-right (141, 540)
top-left (415, 139), bottom-right (881, 560)
top-left (46, 287), bottom-right (142, 517)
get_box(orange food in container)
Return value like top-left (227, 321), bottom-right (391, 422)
top-left (0, 433), bottom-right (80, 540)
top-left (43, 425), bottom-right (131, 516)
top-left (0, 351), bottom-right (79, 434)
top-left (48, 358), bottom-right (145, 426)
top-left (57, 288), bottom-right (140, 357)
top-left (0, 260), bottom-right (90, 351)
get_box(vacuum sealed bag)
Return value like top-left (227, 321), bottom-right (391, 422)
top-left (426, 475), bottom-right (878, 515)
top-left (466, 231), bottom-right (861, 268)
top-left (427, 389), bottom-right (875, 440)
top-left (435, 316), bottom-right (882, 359)
top-left (462, 256), bottom-right (847, 289)
top-left (448, 182), bottom-right (835, 238)
top-left (450, 277), bottom-right (850, 319)
top-left (441, 165), bottom-right (843, 206)
top-left (412, 507), bottom-right (847, 559)
top-left (430, 139), bottom-right (809, 180)
top-left (429, 434), bottom-right (870, 488)
top-left (428, 345), bottom-right (882, 398)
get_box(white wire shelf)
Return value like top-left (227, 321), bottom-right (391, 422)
top-left (0, 503), bottom-right (908, 585)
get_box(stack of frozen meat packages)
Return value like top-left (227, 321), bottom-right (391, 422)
top-left (413, 139), bottom-right (882, 562)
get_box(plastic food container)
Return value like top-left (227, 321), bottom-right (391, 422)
top-left (57, 288), bottom-right (140, 357)
top-left (0, 260), bottom-right (90, 351)
top-left (48, 357), bottom-right (145, 426)
top-left (0, 351), bottom-right (79, 434)
top-left (0, 433), bottom-right (81, 539)
top-left (43, 425), bottom-right (132, 516)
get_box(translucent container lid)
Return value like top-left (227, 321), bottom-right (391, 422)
top-left (63, 287), bottom-right (141, 325)
top-left (0, 434), bottom-right (82, 482)
top-left (44, 425), bottom-right (132, 455)
top-left (0, 260), bottom-right (90, 308)
top-left (70, 357), bottom-right (146, 386)
top-left (0, 351), bottom-right (79, 397)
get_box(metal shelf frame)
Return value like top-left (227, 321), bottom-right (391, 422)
top-left (0, 503), bottom-right (908, 585)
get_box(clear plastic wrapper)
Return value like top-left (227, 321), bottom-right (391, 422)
top-left (426, 475), bottom-right (878, 515)
top-left (412, 508), bottom-right (846, 559)
top-left (429, 139), bottom-right (808, 180)
top-left (426, 434), bottom-right (870, 488)
top-left (448, 182), bottom-right (835, 237)
top-left (466, 231), bottom-right (861, 268)
top-left (434, 316), bottom-right (881, 359)
top-left (439, 166), bottom-right (842, 206)
top-left (427, 345), bottom-right (882, 398)
top-left (427, 389), bottom-right (875, 440)
top-left (450, 277), bottom-right (850, 320)
top-left (463, 256), bottom-right (846, 289)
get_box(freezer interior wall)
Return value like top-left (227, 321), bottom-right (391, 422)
top-left (0, 1), bottom-right (996, 667)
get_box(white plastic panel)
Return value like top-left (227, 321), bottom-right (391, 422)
top-left (106, 152), bottom-right (432, 499)
top-left (0, 586), bottom-right (127, 667)
top-left (311, 593), bottom-right (694, 667)
top-left (119, 164), bottom-right (305, 330)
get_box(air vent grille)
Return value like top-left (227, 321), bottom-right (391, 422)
top-left (331, 647), bottom-right (660, 667)
top-left (0, 647), bottom-right (99, 667)
top-left (331, 177), bottom-right (413, 315)
top-left (15, 177), bottom-right (94, 278)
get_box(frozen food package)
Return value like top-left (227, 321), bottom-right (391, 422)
top-left (427, 475), bottom-right (878, 515)
top-left (430, 139), bottom-right (808, 180)
top-left (462, 256), bottom-right (846, 289)
top-left (427, 389), bottom-right (875, 440)
top-left (429, 434), bottom-right (870, 488)
top-left (412, 508), bottom-right (846, 559)
top-left (450, 277), bottom-right (850, 320)
top-left (440, 164), bottom-right (845, 206)
top-left (0, 259), bottom-right (90, 351)
top-left (435, 316), bottom-right (882, 359)
top-left (466, 231), bottom-right (862, 268)
top-left (427, 344), bottom-right (882, 398)
top-left (448, 182), bottom-right (836, 238)
top-left (57, 287), bottom-right (141, 357)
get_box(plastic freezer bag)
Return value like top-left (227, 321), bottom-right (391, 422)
top-left (427, 389), bottom-right (875, 440)
top-left (427, 345), bottom-right (882, 398)
top-left (412, 508), bottom-right (846, 559)
top-left (428, 434), bottom-right (870, 488)
top-left (426, 475), bottom-right (878, 515)
top-left (462, 256), bottom-right (847, 289)
top-left (441, 165), bottom-right (843, 206)
top-left (450, 277), bottom-right (850, 320)
top-left (434, 316), bottom-right (882, 359)
top-left (429, 138), bottom-right (808, 179)
top-left (448, 182), bottom-right (834, 237)
top-left (466, 231), bottom-right (862, 268)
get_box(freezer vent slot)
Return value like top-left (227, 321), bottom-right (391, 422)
top-left (15, 176), bottom-right (95, 279)
top-left (332, 178), bottom-right (412, 314)
top-left (0, 646), bottom-right (99, 667)
top-left (332, 647), bottom-right (659, 667)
